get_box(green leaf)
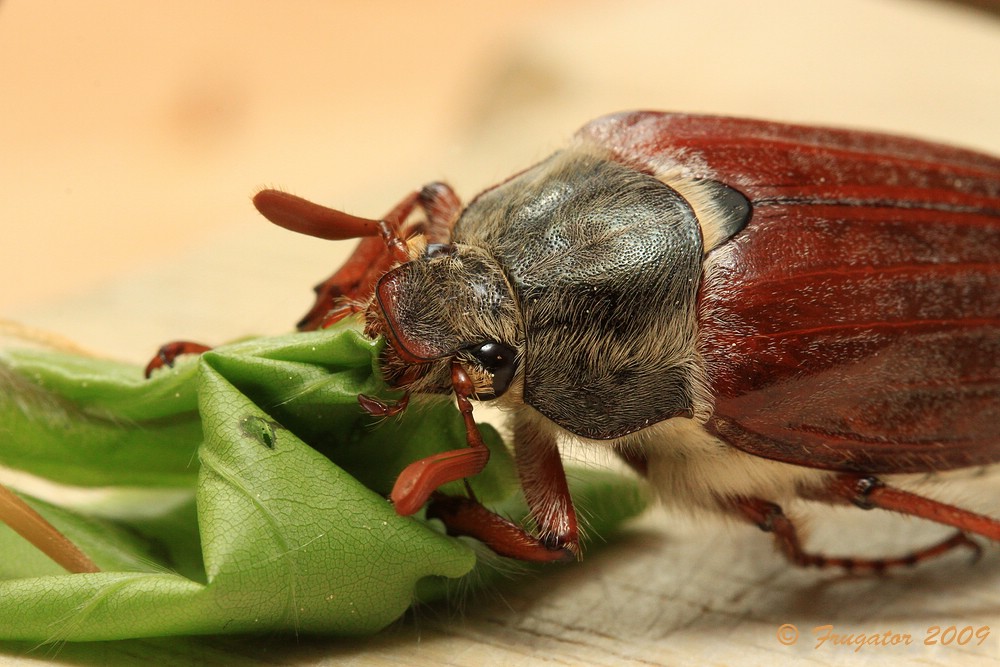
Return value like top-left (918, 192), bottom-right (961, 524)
top-left (0, 349), bottom-right (201, 486)
top-left (0, 324), bottom-right (647, 641)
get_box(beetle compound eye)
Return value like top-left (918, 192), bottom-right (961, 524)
top-left (466, 341), bottom-right (518, 399)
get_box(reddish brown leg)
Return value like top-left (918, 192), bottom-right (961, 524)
top-left (511, 415), bottom-right (579, 555)
top-left (389, 364), bottom-right (575, 561)
top-left (144, 341), bottom-right (212, 378)
top-left (298, 236), bottom-right (395, 330)
top-left (417, 182), bottom-right (463, 244)
top-left (819, 474), bottom-right (1000, 541)
top-left (145, 185), bottom-right (461, 372)
top-left (734, 496), bottom-right (981, 572)
top-left (255, 189), bottom-right (416, 330)
top-left (421, 425), bottom-right (578, 562)
top-left (358, 392), bottom-right (410, 417)
top-left (390, 363), bottom-right (491, 515)
top-left (313, 183), bottom-right (460, 328)
top-left (426, 493), bottom-right (574, 562)
top-left (253, 183), bottom-right (462, 331)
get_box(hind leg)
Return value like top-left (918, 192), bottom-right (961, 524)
top-left (732, 491), bottom-right (984, 572)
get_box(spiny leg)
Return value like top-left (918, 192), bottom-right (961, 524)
top-left (819, 474), bottom-right (1000, 541)
top-left (426, 493), bottom-right (574, 562)
top-left (428, 404), bottom-right (579, 561)
top-left (511, 414), bottom-right (579, 555)
top-left (417, 182), bottom-right (463, 244)
top-left (390, 363), bottom-right (491, 515)
top-left (733, 496), bottom-right (980, 572)
top-left (390, 364), bottom-right (575, 562)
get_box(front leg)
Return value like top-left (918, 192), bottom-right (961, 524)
top-left (512, 412), bottom-right (579, 555)
top-left (422, 412), bottom-right (578, 562)
top-left (427, 410), bottom-right (580, 562)
top-left (391, 369), bottom-right (577, 562)
top-left (427, 493), bottom-right (574, 562)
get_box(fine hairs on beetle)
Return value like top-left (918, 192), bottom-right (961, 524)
top-left (148, 111), bottom-right (1000, 572)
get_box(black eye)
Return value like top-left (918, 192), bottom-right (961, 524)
top-left (467, 341), bottom-right (517, 399)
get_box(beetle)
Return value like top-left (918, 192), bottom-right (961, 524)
top-left (151, 111), bottom-right (1000, 570)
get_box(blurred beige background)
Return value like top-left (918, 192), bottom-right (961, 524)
top-left (1, 1), bottom-right (1000, 665)
top-left (3, 0), bottom-right (999, 361)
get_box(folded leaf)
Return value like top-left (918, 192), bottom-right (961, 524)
top-left (0, 325), bottom-right (647, 641)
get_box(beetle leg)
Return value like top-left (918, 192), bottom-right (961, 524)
top-left (818, 473), bottom-right (1000, 541)
top-left (389, 363), bottom-right (491, 515)
top-left (421, 417), bottom-right (581, 561)
top-left (357, 391), bottom-right (410, 417)
top-left (512, 414), bottom-right (580, 556)
top-left (144, 185), bottom-right (455, 373)
top-left (810, 475), bottom-right (1000, 560)
top-left (422, 413), bottom-right (581, 562)
top-left (143, 340), bottom-right (212, 378)
top-left (426, 492), bottom-right (575, 562)
top-left (270, 190), bottom-right (415, 330)
top-left (389, 364), bottom-right (576, 561)
top-left (417, 182), bottom-right (463, 244)
top-left (733, 496), bottom-right (981, 572)
top-left (300, 235), bottom-right (394, 330)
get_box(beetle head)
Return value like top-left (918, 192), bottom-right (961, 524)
top-left (365, 242), bottom-right (524, 401)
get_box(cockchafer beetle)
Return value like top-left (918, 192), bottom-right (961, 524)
top-left (150, 111), bottom-right (1000, 570)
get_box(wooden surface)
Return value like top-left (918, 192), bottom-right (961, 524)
top-left (1, 505), bottom-right (999, 665)
top-left (2, 1), bottom-right (1000, 665)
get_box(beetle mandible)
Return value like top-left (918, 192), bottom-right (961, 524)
top-left (151, 111), bottom-right (1000, 569)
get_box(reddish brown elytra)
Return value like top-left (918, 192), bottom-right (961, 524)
top-left (152, 112), bottom-right (1000, 571)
